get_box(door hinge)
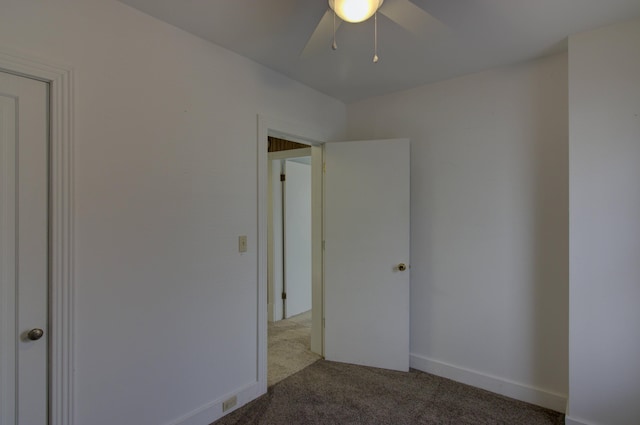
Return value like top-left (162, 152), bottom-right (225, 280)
top-left (280, 174), bottom-right (286, 182)
top-left (282, 292), bottom-right (287, 300)
top-left (323, 162), bottom-right (326, 173)
top-left (322, 240), bottom-right (326, 250)
top-left (323, 318), bottom-right (326, 328)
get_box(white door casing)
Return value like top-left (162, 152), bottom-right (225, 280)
top-left (324, 138), bottom-right (411, 372)
top-left (309, 144), bottom-right (323, 355)
top-left (0, 71), bottom-right (48, 425)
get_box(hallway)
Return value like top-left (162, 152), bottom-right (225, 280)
top-left (268, 311), bottom-right (321, 386)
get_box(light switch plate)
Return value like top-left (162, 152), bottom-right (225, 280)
top-left (239, 235), bottom-right (247, 253)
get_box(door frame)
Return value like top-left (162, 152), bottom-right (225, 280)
top-left (267, 147), bottom-right (312, 323)
top-left (0, 49), bottom-right (75, 425)
top-left (257, 115), bottom-right (329, 395)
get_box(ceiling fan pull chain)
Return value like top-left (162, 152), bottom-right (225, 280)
top-left (373, 11), bottom-right (379, 63)
top-left (332, 9), bottom-right (338, 50)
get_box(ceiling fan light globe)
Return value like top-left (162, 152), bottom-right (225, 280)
top-left (329, 0), bottom-right (383, 23)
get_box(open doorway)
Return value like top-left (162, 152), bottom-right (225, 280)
top-left (258, 117), bottom-right (412, 398)
top-left (257, 115), bottom-right (327, 393)
top-left (267, 137), bottom-right (321, 386)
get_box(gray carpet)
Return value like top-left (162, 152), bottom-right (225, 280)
top-left (213, 360), bottom-right (564, 425)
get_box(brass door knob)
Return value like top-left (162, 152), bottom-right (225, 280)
top-left (397, 263), bottom-right (407, 272)
top-left (27, 328), bottom-right (44, 341)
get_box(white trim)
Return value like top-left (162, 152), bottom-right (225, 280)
top-left (0, 90), bottom-right (18, 425)
top-left (410, 353), bottom-right (567, 413)
top-left (267, 156), bottom-right (275, 323)
top-left (257, 115), bottom-right (329, 397)
top-left (565, 417), bottom-right (597, 425)
top-left (0, 47), bottom-right (75, 425)
top-left (309, 144), bottom-right (323, 355)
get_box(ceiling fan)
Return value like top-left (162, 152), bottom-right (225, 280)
top-left (301, 0), bottom-right (446, 62)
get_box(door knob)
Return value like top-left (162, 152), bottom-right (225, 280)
top-left (397, 263), bottom-right (407, 272)
top-left (27, 328), bottom-right (44, 341)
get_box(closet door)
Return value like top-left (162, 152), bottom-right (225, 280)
top-left (0, 71), bottom-right (49, 425)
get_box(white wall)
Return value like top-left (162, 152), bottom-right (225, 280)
top-left (567, 18), bottom-right (640, 425)
top-left (0, 1), bottom-right (346, 424)
top-left (269, 159), bottom-right (284, 322)
top-left (284, 159), bottom-right (312, 318)
top-left (348, 53), bottom-right (569, 411)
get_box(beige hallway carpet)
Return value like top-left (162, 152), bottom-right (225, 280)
top-left (268, 310), bottom-right (322, 387)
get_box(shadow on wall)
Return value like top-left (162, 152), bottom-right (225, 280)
top-left (528, 59), bottom-right (569, 397)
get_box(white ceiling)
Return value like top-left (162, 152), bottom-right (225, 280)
top-left (118, 0), bottom-right (640, 103)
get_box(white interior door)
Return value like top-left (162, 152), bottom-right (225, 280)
top-left (324, 138), bottom-right (410, 372)
top-left (0, 71), bottom-right (49, 425)
top-left (268, 157), bottom-right (284, 322)
top-left (284, 159), bottom-right (312, 318)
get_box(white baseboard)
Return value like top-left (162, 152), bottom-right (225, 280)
top-left (410, 353), bottom-right (567, 413)
top-left (165, 381), bottom-right (264, 425)
top-left (565, 416), bottom-right (599, 425)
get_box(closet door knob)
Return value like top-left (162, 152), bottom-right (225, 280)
top-left (27, 328), bottom-right (44, 341)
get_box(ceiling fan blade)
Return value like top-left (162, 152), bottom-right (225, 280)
top-left (300, 9), bottom-right (342, 58)
top-left (379, 0), bottom-right (449, 41)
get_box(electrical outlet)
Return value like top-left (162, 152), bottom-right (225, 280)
top-left (222, 395), bottom-right (237, 412)
top-left (239, 235), bottom-right (247, 253)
